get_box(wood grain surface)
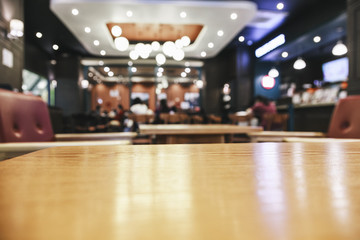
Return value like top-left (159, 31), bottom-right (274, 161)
top-left (0, 142), bottom-right (360, 240)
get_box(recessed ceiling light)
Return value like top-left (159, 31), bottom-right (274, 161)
top-left (93, 40), bottom-right (100, 46)
top-left (108, 71), bottom-right (114, 77)
top-left (128, 61), bottom-right (133, 66)
top-left (208, 42), bottom-right (214, 48)
top-left (104, 67), bottom-right (110, 72)
top-left (131, 67), bottom-right (137, 73)
top-left (100, 50), bottom-right (106, 56)
top-left (238, 36), bottom-right (245, 42)
top-left (84, 27), bottom-right (91, 33)
top-left (180, 11), bottom-right (187, 18)
top-left (181, 72), bottom-right (187, 78)
top-left (111, 25), bottom-right (122, 37)
top-left (158, 67), bottom-right (164, 73)
top-left (217, 30), bottom-right (224, 37)
top-left (99, 61), bottom-right (104, 66)
top-left (185, 62), bottom-right (190, 67)
top-left (313, 36), bottom-right (321, 43)
top-left (36, 32), bottom-right (42, 38)
top-left (50, 60), bottom-right (57, 65)
top-left (71, 9), bottom-right (79, 16)
top-left (230, 13), bottom-right (238, 20)
top-left (52, 44), bottom-right (59, 50)
top-left (126, 10), bottom-right (133, 17)
top-left (185, 67), bottom-right (191, 73)
top-left (201, 51), bottom-right (207, 57)
top-left (276, 2), bottom-right (284, 10)
top-left (281, 51), bottom-right (288, 58)
top-left (157, 72), bottom-right (163, 77)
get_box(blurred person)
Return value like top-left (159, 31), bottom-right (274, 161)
top-left (246, 95), bottom-right (276, 127)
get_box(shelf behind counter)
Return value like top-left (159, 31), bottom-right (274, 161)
top-left (277, 102), bottom-right (335, 132)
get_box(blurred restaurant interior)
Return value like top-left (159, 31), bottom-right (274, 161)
top-left (1, 0), bottom-right (359, 135)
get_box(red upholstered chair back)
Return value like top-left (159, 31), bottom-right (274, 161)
top-left (328, 95), bottom-right (360, 138)
top-left (0, 89), bottom-right (54, 142)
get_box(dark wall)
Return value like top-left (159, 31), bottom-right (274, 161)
top-left (203, 44), bottom-right (254, 114)
top-left (0, 0), bottom-right (24, 90)
top-left (25, 42), bottom-right (50, 78)
top-left (347, 0), bottom-right (360, 95)
top-left (54, 54), bottom-right (83, 116)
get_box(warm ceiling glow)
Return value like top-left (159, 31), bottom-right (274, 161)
top-left (71, 9), bottom-right (79, 15)
top-left (36, 32), bottom-right (42, 38)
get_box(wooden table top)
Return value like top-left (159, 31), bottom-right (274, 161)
top-left (1, 142), bottom-right (360, 240)
top-left (139, 124), bottom-right (263, 135)
top-left (247, 131), bottom-right (326, 138)
top-left (55, 132), bottom-right (137, 141)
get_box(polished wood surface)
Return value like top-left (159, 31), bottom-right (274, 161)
top-left (140, 124), bottom-right (263, 135)
top-left (55, 132), bottom-right (137, 141)
top-left (139, 124), bottom-right (263, 144)
top-left (248, 131), bottom-right (326, 142)
top-left (1, 142), bottom-right (360, 240)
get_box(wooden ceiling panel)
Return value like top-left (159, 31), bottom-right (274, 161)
top-left (106, 23), bottom-right (203, 43)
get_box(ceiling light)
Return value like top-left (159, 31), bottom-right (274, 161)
top-left (111, 25), bottom-right (122, 37)
top-left (104, 67), bottom-right (110, 72)
top-left (93, 40), bottom-right (100, 46)
top-left (52, 44), bottom-right (59, 50)
top-left (128, 61), bottom-right (133, 66)
top-left (36, 32), bottom-right (42, 38)
top-left (71, 9), bottom-right (79, 16)
top-left (281, 51), bottom-right (288, 58)
top-left (129, 50), bottom-right (139, 60)
top-left (156, 53), bottom-right (166, 65)
top-left (247, 40), bottom-right (253, 46)
top-left (181, 36), bottom-right (191, 47)
top-left (100, 50), bottom-right (106, 56)
top-left (185, 67), bottom-right (191, 73)
top-left (157, 72), bottom-right (163, 77)
top-left (151, 41), bottom-right (160, 51)
top-left (261, 76), bottom-right (276, 89)
top-left (99, 61), bottom-right (104, 66)
top-left (181, 72), bottom-right (187, 78)
top-left (81, 79), bottom-right (89, 89)
top-left (131, 67), bottom-right (137, 73)
top-left (173, 49), bottom-right (185, 61)
top-left (238, 36), bottom-right (245, 42)
top-left (185, 62), bottom-right (190, 67)
top-left (163, 41), bottom-right (176, 57)
top-left (140, 51), bottom-right (150, 59)
top-left (108, 71), bottom-right (114, 77)
top-left (293, 57), bottom-right (306, 70)
top-left (180, 11), bottom-right (187, 18)
top-left (313, 36), bottom-right (321, 43)
top-left (230, 13), bottom-right (238, 20)
top-left (332, 41), bottom-right (348, 56)
top-left (208, 42), bottom-right (214, 48)
top-left (126, 10), bottom-right (133, 17)
top-left (50, 60), bottom-right (57, 65)
top-left (114, 37), bottom-right (129, 51)
top-left (201, 51), bottom-right (207, 57)
top-left (158, 67), bottom-right (164, 73)
top-left (255, 34), bottom-right (285, 58)
top-left (175, 39), bottom-right (184, 49)
top-left (268, 67), bottom-right (279, 78)
top-left (9, 19), bottom-right (24, 38)
top-left (51, 80), bottom-right (57, 88)
top-left (276, 2), bottom-right (284, 10)
top-left (88, 72), bottom-right (94, 77)
top-left (196, 80), bottom-right (204, 89)
top-left (217, 30), bottom-right (224, 37)
top-left (84, 27), bottom-right (91, 33)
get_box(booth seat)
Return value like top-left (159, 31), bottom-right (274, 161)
top-left (0, 89), bottom-right (135, 160)
top-left (248, 95), bottom-right (360, 142)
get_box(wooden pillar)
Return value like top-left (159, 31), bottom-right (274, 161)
top-left (347, 0), bottom-right (360, 95)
